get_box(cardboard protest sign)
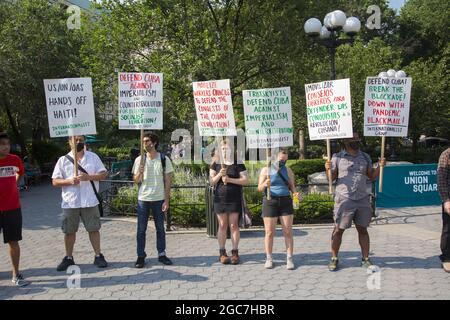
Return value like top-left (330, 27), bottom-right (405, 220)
top-left (243, 87), bottom-right (293, 149)
top-left (118, 72), bottom-right (163, 130)
top-left (193, 79), bottom-right (237, 136)
top-left (305, 78), bottom-right (353, 140)
top-left (364, 77), bottom-right (412, 137)
top-left (44, 78), bottom-right (96, 138)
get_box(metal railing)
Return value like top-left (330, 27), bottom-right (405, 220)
top-left (99, 180), bottom-right (207, 230)
top-left (99, 180), bottom-right (376, 235)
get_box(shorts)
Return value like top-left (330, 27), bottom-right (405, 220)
top-left (62, 206), bottom-right (101, 234)
top-left (333, 195), bottom-right (372, 229)
top-left (0, 208), bottom-right (23, 244)
top-left (262, 196), bottom-right (294, 218)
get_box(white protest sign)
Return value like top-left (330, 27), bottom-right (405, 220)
top-left (44, 77), bottom-right (96, 138)
top-left (193, 79), bottom-right (237, 136)
top-left (305, 78), bottom-right (353, 140)
top-left (243, 87), bottom-right (293, 149)
top-left (364, 77), bottom-right (412, 137)
top-left (118, 72), bottom-right (163, 130)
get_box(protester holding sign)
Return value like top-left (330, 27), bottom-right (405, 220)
top-left (437, 147), bottom-right (450, 273)
top-left (324, 133), bottom-right (385, 271)
top-left (0, 132), bottom-right (29, 287)
top-left (133, 133), bottom-right (174, 268)
top-left (258, 149), bottom-right (298, 270)
top-left (52, 135), bottom-right (108, 271)
top-left (209, 138), bottom-right (248, 265)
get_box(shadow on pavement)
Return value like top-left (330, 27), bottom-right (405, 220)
top-left (239, 229), bottom-right (308, 238)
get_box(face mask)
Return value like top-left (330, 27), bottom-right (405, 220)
top-left (76, 142), bottom-right (85, 152)
top-left (347, 141), bottom-right (360, 150)
top-left (279, 160), bottom-right (286, 167)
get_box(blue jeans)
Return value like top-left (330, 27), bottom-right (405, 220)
top-left (136, 200), bottom-right (166, 258)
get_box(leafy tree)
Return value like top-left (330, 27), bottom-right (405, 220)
top-left (0, 0), bottom-right (83, 159)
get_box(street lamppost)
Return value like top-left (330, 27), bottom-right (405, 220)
top-left (304, 11), bottom-right (361, 81)
top-left (377, 69), bottom-right (407, 161)
top-left (304, 11), bottom-right (361, 191)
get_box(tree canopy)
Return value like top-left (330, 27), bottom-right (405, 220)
top-left (0, 0), bottom-right (448, 162)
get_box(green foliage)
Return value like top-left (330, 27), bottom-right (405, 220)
top-left (30, 140), bottom-right (66, 166)
top-left (296, 193), bottom-right (334, 222)
top-left (0, 0), bottom-right (83, 155)
top-left (170, 185), bottom-right (206, 227)
top-left (0, 0), bottom-right (448, 166)
top-left (397, 146), bottom-right (448, 164)
top-left (173, 163), bottom-right (210, 182)
top-left (305, 144), bottom-right (326, 160)
top-left (110, 184), bottom-right (138, 214)
top-left (289, 159), bottom-right (326, 185)
top-left (397, 0), bottom-right (449, 64)
top-left (336, 38), bottom-right (402, 135)
top-left (94, 146), bottom-right (130, 161)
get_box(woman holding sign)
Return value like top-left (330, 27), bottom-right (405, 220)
top-left (210, 139), bottom-right (248, 265)
top-left (258, 149), bottom-right (299, 270)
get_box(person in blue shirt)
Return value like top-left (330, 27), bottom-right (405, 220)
top-left (258, 149), bottom-right (299, 270)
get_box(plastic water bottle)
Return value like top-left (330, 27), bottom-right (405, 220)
top-left (293, 193), bottom-right (300, 210)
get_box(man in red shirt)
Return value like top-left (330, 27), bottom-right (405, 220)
top-left (0, 132), bottom-right (29, 286)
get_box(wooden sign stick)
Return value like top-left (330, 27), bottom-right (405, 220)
top-left (379, 136), bottom-right (386, 193)
top-left (72, 136), bottom-right (78, 177)
top-left (266, 148), bottom-right (271, 200)
top-left (326, 138), bottom-right (332, 194)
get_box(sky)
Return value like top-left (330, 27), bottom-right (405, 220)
top-left (389, 0), bottom-right (407, 12)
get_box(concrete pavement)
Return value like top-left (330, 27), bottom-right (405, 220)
top-left (0, 182), bottom-right (449, 300)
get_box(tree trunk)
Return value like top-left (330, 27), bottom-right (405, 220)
top-left (411, 132), bottom-right (419, 160)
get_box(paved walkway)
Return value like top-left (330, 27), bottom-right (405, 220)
top-left (0, 183), bottom-right (449, 300)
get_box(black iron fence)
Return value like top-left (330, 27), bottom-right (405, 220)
top-left (99, 180), bottom-right (376, 235)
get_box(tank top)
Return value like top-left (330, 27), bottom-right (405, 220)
top-left (267, 164), bottom-right (290, 197)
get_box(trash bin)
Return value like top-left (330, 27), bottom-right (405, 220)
top-left (206, 185), bottom-right (218, 238)
top-left (206, 184), bottom-right (231, 239)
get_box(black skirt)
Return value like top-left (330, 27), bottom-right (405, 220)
top-left (213, 197), bottom-right (242, 214)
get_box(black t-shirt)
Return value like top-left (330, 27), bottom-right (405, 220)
top-left (211, 162), bottom-right (247, 202)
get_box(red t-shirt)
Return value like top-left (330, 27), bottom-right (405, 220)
top-left (0, 154), bottom-right (24, 211)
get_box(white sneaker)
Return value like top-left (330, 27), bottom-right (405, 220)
top-left (264, 259), bottom-right (274, 269)
top-left (12, 274), bottom-right (30, 287)
top-left (286, 257), bottom-right (294, 270)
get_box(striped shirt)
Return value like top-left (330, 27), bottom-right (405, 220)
top-left (437, 148), bottom-right (450, 202)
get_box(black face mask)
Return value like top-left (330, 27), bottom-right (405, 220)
top-left (76, 142), bottom-right (85, 152)
top-left (347, 141), bottom-right (360, 150)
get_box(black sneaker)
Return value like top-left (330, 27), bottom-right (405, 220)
top-left (135, 257), bottom-right (146, 268)
top-left (158, 255), bottom-right (173, 265)
top-left (57, 256), bottom-right (75, 272)
top-left (94, 254), bottom-right (108, 268)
